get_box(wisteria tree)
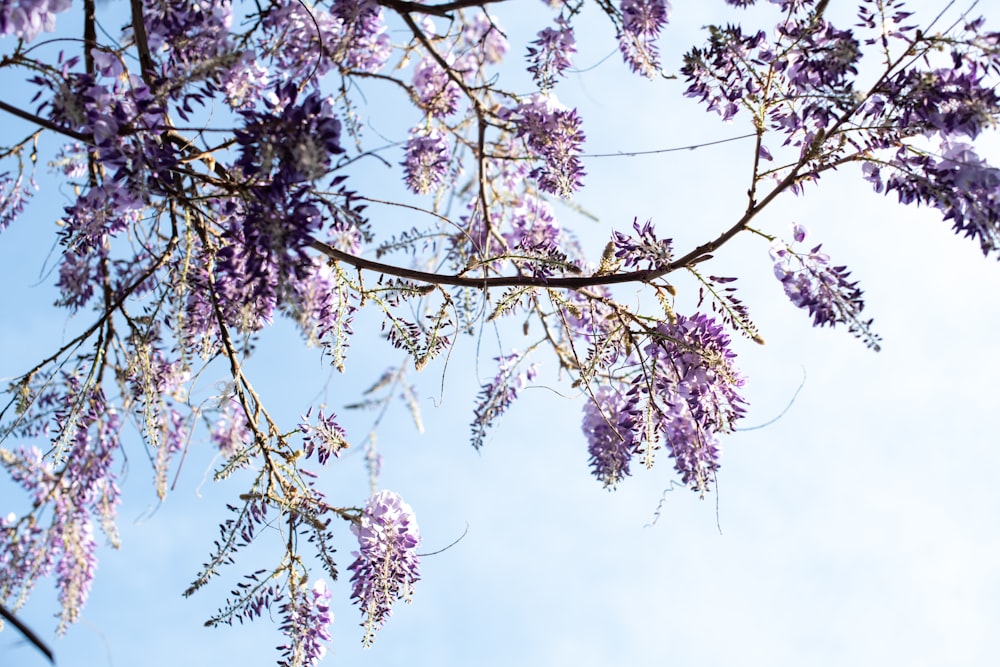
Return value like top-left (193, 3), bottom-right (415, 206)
top-left (1, 0), bottom-right (998, 663)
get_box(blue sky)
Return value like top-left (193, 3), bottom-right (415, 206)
top-left (3, 1), bottom-right (1000, 666)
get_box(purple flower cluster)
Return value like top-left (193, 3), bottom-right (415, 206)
top-left (573, 314), bottom-right (746, 493)
top-left (61, 180), bottom-right (144, 253)
top-left (141, 0), bottom-right (233, 83)
top-left (223, 52), bottom-right (270, 110)
top-left (55, 248), bottom-right (99, 311)
top-left (770, 224), bottom-right (880, 349)
top-left (235, 85), bottom-right (344, 183)
top-left (299, 408), bottom-right (349, 465)
top-left (36, 54), bottom-right (164, 173)
top-left (767, 20), bottom-right (861, 136)
top-left (216, 185), bottom-right (325, 329)
top-left (283, 258), bottom-right (355, 352)
top-left (177, 200), bottom-right (275, 343)
top-left (642, 314), bottom-right (747, 493)
top-left (682, 25), bottom-right (768, 121)
top-left (261, 1), bottom-right (343, 83)
top-left (261, 0), bottom-right (389, 83)
top-left (617, 0), bottom-right (670, 78)
top-left (582, 385), bottom-right (635, 489)
top-left (0, 377), bottom-right (121, 631)
top-left (277, 579), bottom-right (333, 667)
top-left (505, 94), bottom-right (585, 197)
top-left (0, 0), bottom-right (70, 42)
top-left (612, 217), bottom-right (673, 270)
top-left (883, 64), bottom-right (1000, 141)
top-left (504, 195), bottom-right (560, 251)
top-left (470, 351), bottom-right (539, 450)
top-left (210, 397), bottom-right (253, 461)
top-left (0, 508), bottom-right (48, 608)
top-left (413, 56), bottom-right (462, 117)
top-left (331, 0), bottom-right (391, 74)
top-left (454, 12), bottom-right (508, 76)
top-left (526, 17), bottom-right (576, 90)
top-left (684, 12), bottom-right (860, 143)
top-left (402, 128), bottom-right (451, 195)
top-left (864, 142), bottom-right (1000, 257)
top-left (348, 490), bottom-right (420, 647)
top-left (127, 342), bottom-right (191, 475)
top-left (0, 171), bottom-right (35, 233)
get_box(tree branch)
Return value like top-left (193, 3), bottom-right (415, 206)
top-left (380, 0), bottom-right (511, 18)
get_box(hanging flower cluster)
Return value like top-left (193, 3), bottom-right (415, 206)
top-left (277, 579), bottom-right (333, 667)
top-left (348, 490), bottom-right (421, 647)
top-left (618, 0), bottom-right (671, 77)
top-left (770, 223), bottom-right (881, 349)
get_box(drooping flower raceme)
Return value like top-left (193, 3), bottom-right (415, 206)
top-left (602, 314), bottom-right (746, 494)
top-left (0, 376), bottom-right (121, 632)
top-left (0, 171), bottom-right (35, 233)
top-left (526, 17), bottom-right (576, 90)
top-left (770, 223), bottom-right (881, 349)
top-left (402, 128), bottom-right (451, 195)
top-left (235, 85), bottom-right (344, 183)
top-left (504, 93), bottom-right (585, 197)
top-left (0, 0), bottom-right (71, 42)
top-left (141, 0), bottom-right (233, 86)
top-left (618, 0), bottom-right (670, 78)
top-left (331, 0), bottom-right (392, 74)
top-left (348, 490), bottom-right (420, 647)
top-left (582, 385), bottom-right (636, 489)
top-left (861, 140), bottom-right (1000, 259)
top-left (643, 314), bottom-right (746, 493)
top-left (470, 351), bottom-right (539, 450)
top-left (277, 578), bottom-right (333, 667)
top-left (413, 56), bottom-right (461, 118)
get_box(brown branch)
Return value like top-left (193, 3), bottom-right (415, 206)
top-left (84, 0), bottom-right (96, 76)
top-left (129, 0), bottom-right (157, 85)
top-left (0, 99), bottom-right (90, 143)
top-left (0, 604), bottom-right (54, 664)
top-left (380, 0), bottom-right (511, 19)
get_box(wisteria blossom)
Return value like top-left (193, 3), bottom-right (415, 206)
top-left (277, 579), bottom-right (333, 667)
top-left (0, 0), bottom-right (70, 42)
top-left (470, 351), bottom-right (539, 450)
top-left (770, 223), bottom-right (880, 349)
top-left (223, 52), bottom-right (271, 110)
top-left (455, 12), bottom-right (508, 75)
top-left (299, 408), bottom-right (349, 465)
top-left (582, 385), bottom-right (636, 489)
top-left (331, 0), bottom-right (392, 73)
top-left (526, 17), bottom-right (576, 90)
top-left (348, 490), bottom-right (421, 647)
top-left (612, 217), bottom-right (673, 269)
top-left (413, 56), bottom-right (462, 117)
top-left (402, 128), bottom-right (451, 194)
top-left (618, 0), bottom-right (670, 77)
top-left (504, 93), bottom-right (586, 197)
top-left (0, 172), bottom-right (35, 233)
top-left (643, 314), bottom-right (747, 493)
